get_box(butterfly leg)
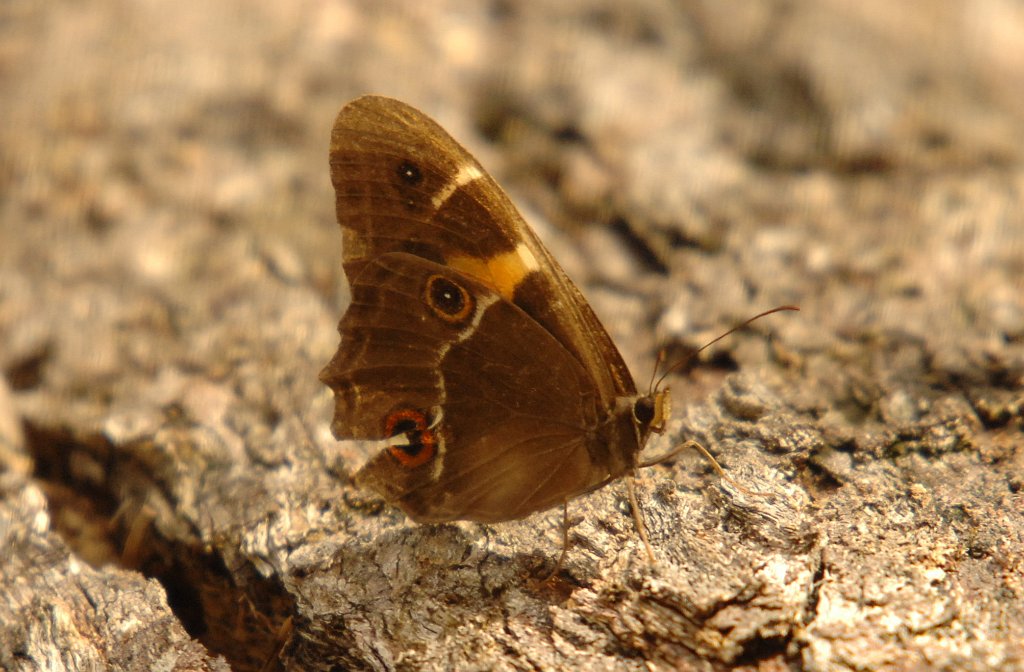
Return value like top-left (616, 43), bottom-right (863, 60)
top-left (540, 500), bottom-right (571, 582)
top-left (640, 439), bottom-right (769, 497)
top-left (626, 474), bottom-right (656, 563)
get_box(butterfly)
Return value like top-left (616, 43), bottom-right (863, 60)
top-left (320, 95), bottom-right (790, 560)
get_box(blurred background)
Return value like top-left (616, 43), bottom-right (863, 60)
top-left (3, 1), bottom-right (1022, 373)
top-left (2, 2), bottom-right (1023, 671)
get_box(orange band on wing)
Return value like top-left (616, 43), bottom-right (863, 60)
top-left (447, 243), bottom-right (539, 301)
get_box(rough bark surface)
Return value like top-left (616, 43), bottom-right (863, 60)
top-left (1, 2), bottom-right (1022, 671)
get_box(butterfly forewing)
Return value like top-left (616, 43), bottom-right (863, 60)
top-left (328, 96), bottom-right (637, 405)
top-left (332, 254), bottom-right (612, 522)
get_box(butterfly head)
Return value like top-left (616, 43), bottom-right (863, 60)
top-left (619, 386), bottom-right (672, 471)
top-left (632, 388), bottom-right (670, 438)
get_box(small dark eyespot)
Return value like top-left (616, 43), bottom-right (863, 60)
top-left (424, 274), bottom-right (473, 323)
top-left (383, 409), bottom-right (436, 468)
top-left (397, 160), bottom-right (422, 185)
top-left (389, 418), bottom-right (419, 437)
top-left (429, 277), bottom-right (464, 314)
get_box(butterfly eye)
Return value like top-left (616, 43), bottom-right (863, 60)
top-left (632, 396), bottom-right (655, 426)
top-left (424, 274), bottom-right (474, 324)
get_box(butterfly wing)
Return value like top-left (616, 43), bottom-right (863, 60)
top-left (327, 95), bottom-right (637, 405)
top-left (327, 252), bottom-right (616, 522)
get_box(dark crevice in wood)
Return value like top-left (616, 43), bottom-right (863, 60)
top-left (3, 342), bottom-right (53, 391)
top-left (22, 421), bottom-right (296, 672)
top-left (731, 635), bottom-right (794, 669)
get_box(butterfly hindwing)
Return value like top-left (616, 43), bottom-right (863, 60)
top-left (325, 252), bottom-right (614, 522)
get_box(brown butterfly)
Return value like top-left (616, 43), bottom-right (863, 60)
top-left (320, 95), bottom-right (786, 557)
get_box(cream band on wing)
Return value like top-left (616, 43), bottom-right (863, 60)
top-left (447, 243), bottom-right (540, 301)
top-left (431, 162), bottom-right (485, 208)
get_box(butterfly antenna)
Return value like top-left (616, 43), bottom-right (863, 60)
top-left (653, 305), bottom-right (799, 392)
top-left (647, 348), bottom-right (667, 397)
